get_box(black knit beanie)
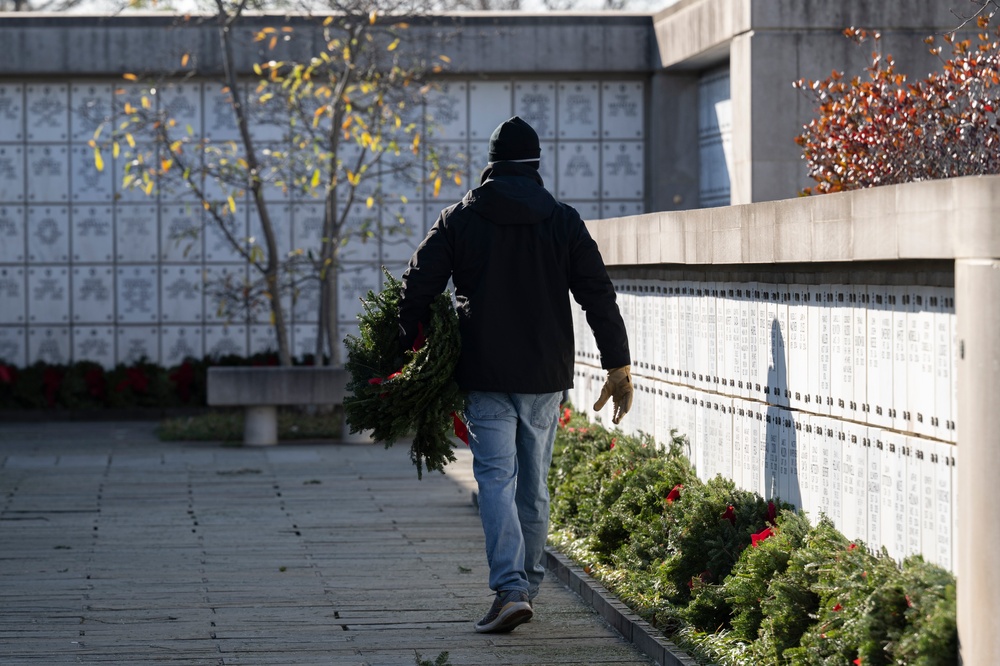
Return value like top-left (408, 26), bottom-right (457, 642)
top-left (488, 116), bottom-right (541, 163)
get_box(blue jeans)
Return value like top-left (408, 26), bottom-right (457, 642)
top-left (465, 391), bottom-right (561, 598)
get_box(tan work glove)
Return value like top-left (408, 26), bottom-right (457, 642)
top-left (593, 365), bottom-right (633, 425)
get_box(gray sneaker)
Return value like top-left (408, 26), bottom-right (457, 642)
top-left (474, 589), bottom-right (533, 633)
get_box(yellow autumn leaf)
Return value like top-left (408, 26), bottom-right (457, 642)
top-left (112, 141), bottom-right (120, 159)
top-left (181, 53), bottom-right (190, 67)
top-left (169, 140), bottom-right (183, 153)
top-left (311, 168), bottom-right (321, 188)
top-left (253, 63), bottom-right (263, 76)
top-left (125, 133), bottom-right (135, 148)
top-left (160, 158), bottom-right (172, 173)
top-left (433, 176), bottom-right (442, 197)
top-left (439, 55), bottom-right (451, 63)
top-left (366, 196), bottom-right (374, 208)
top-left (87, 139), bottom-right (96, 148)
top-left (94, 147), bottom-right (105, 172)
top-left (387, 38), bottom-right (400, 52)
top-left (227, 195), bottom-right (237, 213)
top-left (124, 102), bottom-right (135, 114)
top-left (454, 173), bottom-right (462, 186)
top-left (203, 200), bottom-right (211, 210)
top-left (269, 35), bottom-right (278, 50)
top-left (369, 10), bottom-right (377, 23)
top-left (401, 195), bottom-right (409, 204)
top-left (123, 73), bottom-right (138, 81)
top-left (144, 180), bottom-right (154, 196)
top-left (323, 16), bottom-right (333, 26)
top-left (141, 96), bottom-right (151, 110)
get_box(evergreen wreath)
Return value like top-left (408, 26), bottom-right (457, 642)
top-left (344, 268), bottom-right (465, 479)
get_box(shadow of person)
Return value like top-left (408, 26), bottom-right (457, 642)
top-left (765, 317), bottom-right (801, 509)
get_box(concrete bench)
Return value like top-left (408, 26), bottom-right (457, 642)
top-left (206, 366), bottom-right (349, 446)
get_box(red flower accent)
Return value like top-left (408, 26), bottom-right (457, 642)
top-left (848, 542), bottom-right (858, 550)
top-left (854, 659), bottom-right (863, 665)
top-left (666, 484), bottom-right (683, 503)
top-left (767, 501), bottom-right (778, 525)
top-left (168, 361), bottom-right (194, 403)
top-left (115, 367), bottom-right (149, 394)
top-left (367, 377), bottom-right (384, 385)
top-left (832, 603), bottom-right (843, 612)
top-left (0, 364), bottom-right (13, 384)
top-left (559, 407), bottom-right (572, 428)
top-left (451, 411), bottom-right (469, 445)
top-left (751, 526), bottom-right (773, 547)
top-left (722, 504), bottom-right (736, 526)
top-left (610, 437), bottom-right (617, 450)
top-left (42, 367), bottom-right (64, 407)
top-left (85, 367), bottom-right (107, 400)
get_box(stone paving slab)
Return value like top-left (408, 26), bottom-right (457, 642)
top-left (0, 421), bottom-right (655, 666)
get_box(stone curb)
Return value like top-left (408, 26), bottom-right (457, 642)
top-left (543, 548), bottom-right (699, 666)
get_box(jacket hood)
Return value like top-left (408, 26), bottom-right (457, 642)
top-left (464, 161), bottom-right (557, 225)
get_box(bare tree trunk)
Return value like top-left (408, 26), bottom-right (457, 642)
top-left (217, 2), bottom-right (291, 366)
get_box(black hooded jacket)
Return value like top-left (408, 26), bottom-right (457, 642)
top-left (399, 161), bottom-right (630, 394)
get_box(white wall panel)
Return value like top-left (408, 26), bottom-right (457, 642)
top-left (468, 82), bottom-right (512, 141)
top-left (25, 84), bottom-right (68, 142)
top-left (0, 266), bottom-right (25, 324)
top-left (337, 264), bottom-right (379, 324)
top-left (72, 326), bottom-right (115, 368)
top-left (426, 82), bottom-right (468, 141)
top-left (0, 83), bottom-right (25, 142)
top-left (71, 266), bottom-right (114, 324)
top-left (26, 146), bottom-right (69, 203)
top-left (202, 264), bottom-right (245, 324)
top-left (601, 141), bottom-right (643, 200)
top-left (558, 82), bottom-right (600, 140)
top-left (601, 82), bottom-right (643, 140)
top-left (557, 143), bottom-right (599, 201)
top-left (205, 324), bottom-right (246, 358)
top-left (0, 326), bottom-right (26, 366)
top-left (116, 205), bottom-right (158, 263)
top-left (27, 205), bottom-right (69, 263)
top-left (27, 266), bottom-right (69, 324)
top-left (515, 81), bottom-right (556, 140)
top-left (116, 325), bottom-right (159, 364)
top-left (0, 207), bottom-right (25, 263)
top-left (160, 82), bottom-right (203, 138)
top-left (29, 326), bottom-right (70, 365)
top-left (160, 265), bottom-right (203, 323)
top-left (69, 82), bottom-right (113, 144)
top-left (116, 265), bottom-right (158, 324)
top-left (0, 145), bottom-right (24, 203)
top-left (71, 205), bottom-right (113, 262)
top-left (162, 325), bottom-right (203, 365)
top-left (160, 204), bottom-right (203, 263)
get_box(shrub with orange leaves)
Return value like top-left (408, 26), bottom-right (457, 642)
top-left (794, 5), bottom-right (1000, 195)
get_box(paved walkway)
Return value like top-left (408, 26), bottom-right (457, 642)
top-left (0, 421), bottom-right (655, 666)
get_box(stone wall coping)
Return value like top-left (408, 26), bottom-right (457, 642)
top-left (586, 174), bottom-right (1000, 267)
top-left (0, 12), bottom-right (653, 76)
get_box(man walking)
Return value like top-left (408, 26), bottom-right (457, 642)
top-left (398, 116), bottom-right (632, 633)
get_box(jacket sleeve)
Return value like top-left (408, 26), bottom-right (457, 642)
top-left (398, 210), bottom-right (455, 349)
top-left (567, 217), bottom-right (631, 369)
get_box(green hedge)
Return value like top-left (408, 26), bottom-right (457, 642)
top-left (548, 408), bottom-right (957, 666)
top-left (0, 353), bottom-right (324, 411)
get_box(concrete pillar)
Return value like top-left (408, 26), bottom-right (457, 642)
top-left (244, 406), bottom-right (278, 446)
top-left (647, 70), bottom-right (700, 212)
top-left (955, 258), bottom-right (1000, 665)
